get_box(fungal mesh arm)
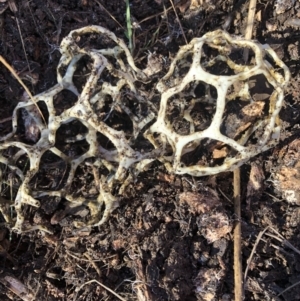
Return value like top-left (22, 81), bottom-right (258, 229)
top-left (0, 26), bottom-right (290, 232)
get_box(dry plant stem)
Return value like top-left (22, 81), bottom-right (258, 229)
top-left (84, 252), bottom-right (102, 276)
top-left (0, 275), bottom-right (34, 301)
top-left (0, 117), bottom-right (12, 124)
top-left (168, 0), bottom-right (188, 44)
top-left (139, 6), bottom-right (173, 24)
top-left (15, 17), bottom-right (31, 73)
top-left (265, 227), bottom-right (300, 256)
top-left (245, 226), bottom-right (300, 296)
top-left (163, 2), bottom-right (172, 39)
top-left (243, 0), bottom-right (257, 62)
top-left (233, 168), bottom-right (244, 300)
top-left (75, 279), bottom-right (127, 301)
top-left (278, 280), bottom-right (300, 297)
top-left (93, 0), bottom-right (124, 29)
top-left (244, 226), bottom-right (270, 282)
top-left (0, 56), bottom-right (46, 125)
top-left (236, 1), bottom-right (256, 297)
top-left (9, 1), bottom-right (32, 75)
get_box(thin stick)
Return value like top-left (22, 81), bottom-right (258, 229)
top-left (243, 0), bottom-right (257, 62)
top-left (9, 0), bottom-right (32, 75)
top-left (168, 0), bottom-right (188, 45)
top-left (139, 6), bottom-right (173, 24)
top-left (0, 56), bottom-right (46, 125)
top-left (15, 17), bottom-right (31, 74)
top-left (266, 226), bottom-right (300, 256)
top-left (244, 226), bottom-right (269, 283)
top-left (75, 279), bottom-right (127, 301)
top-left (278, 279), bottom-right (300, 297)
top-left (93, 0), bottom-right (124, 29)
top-left (233, 168), bottom-right (243, 300)
top-left (0, 117), bottom-right (12, 124)
top-left (235, 1), bottom-right (258, 298)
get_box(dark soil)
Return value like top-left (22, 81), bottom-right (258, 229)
top-left (1, 0), bottom-right (300, 300)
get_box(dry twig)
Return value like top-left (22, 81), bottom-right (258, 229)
top-left (243, 0), bottom-right (257, 62)
top-left (74, 278), bottom-right (127, 301)
top-left (234, 1), bottom-right (258, 299)
top-left (245, 226), bottom-right (300, 297)
top-left (233, 168), bottom-right (243, 300)
top-left (0, 56), bottom-right (46, 125)
top-left (168, 0), bottom-right (188, 44)
top-left (93, 0), bottom-right (124, 29)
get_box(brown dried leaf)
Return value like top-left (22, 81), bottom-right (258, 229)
top-left (246, 161), bottom-right (265, 198)
top-left (179, 188), bottom-right (220, 214)
top-left (199, 212), bottom-right (232, 243)
top-left (194, 268), bottom-right (225, 301)
top-left (273, 139), bottom-right (300, 204)
top-left (212, 147), bottom-right (228, 159)
top-left (242, 101), bottom-right (265, 117)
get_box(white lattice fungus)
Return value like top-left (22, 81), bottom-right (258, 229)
top-left (148, 30), bottom-right (290, 177)
top-left (0, 26), bottom-right (290, 232)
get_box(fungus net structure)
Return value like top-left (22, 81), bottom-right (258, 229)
top-left (0, 26), bottom-right (290, 232)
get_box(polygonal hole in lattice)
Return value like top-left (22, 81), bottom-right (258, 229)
top-left (221, 99), bottom-right (260, 142)
top-left (29, 150), bottom-right (70, 191)
top-left (55, 120), bottom-right (89, 158)
top-left (39, 196), bottom-right (61, 215)
top-left (279, 94), bottom-right (300, 124)
top-left (248, 74), bottom-right (274, 104)
top-left (201, 55), bottom-right (235, 76)
top-left (77, 32), bottom-right (127, 71)
top-left (53, 90), bottom-right (78, 116)
top-left (70, 160), bottom-right (103, 199)
top-left (16, 108), bottom-right (40, 144)
top-left (200, 43), bottom-right (249, 76)
top-left (1, 146), bottom-right (23, 161)
top-left (73, 55), bottom-right (94, 93)
top-left (57, 64), bottom-right (68, 84)
top-left (16, 102), bottom-right (49, 144)
top-left (227, 45), bottom-right (255, 66)
top-left (194, 81), bottom-right (216, 99)
top-left (101, 106), bottom-right (133, 139)
top-left (264, 50), bottom-right (285, 75)
top-left (148, 94), bottom-right (160, 111)
top-left (15, 153), bottom-right (30, 175)
top-left (180, 138), bottom-right (238, 168)
top-left (96, 131), bottom-right (114, 151)
top-left (0, 162), bottom-right (21, 201)
top-left (91, 93), bottom-right (112, 118)
top-left (97, 67), bottom-right (122, 86)
top-left (132, 130), bottom-right (155, 153)
top-left (166, 81), bottom-right (217, 135)
top-left (162, 52), bottom-right (193, 89)
top-left (91, 89), bottom-right (136, 138)
top-left (153, 132), bottom-right (174, 157)
top-left (221, 74), bottom-right (274, 145)
top-left (119, 85), bottom-right (148, 117)
top-left (76, 32), bottom-right (116, 53)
